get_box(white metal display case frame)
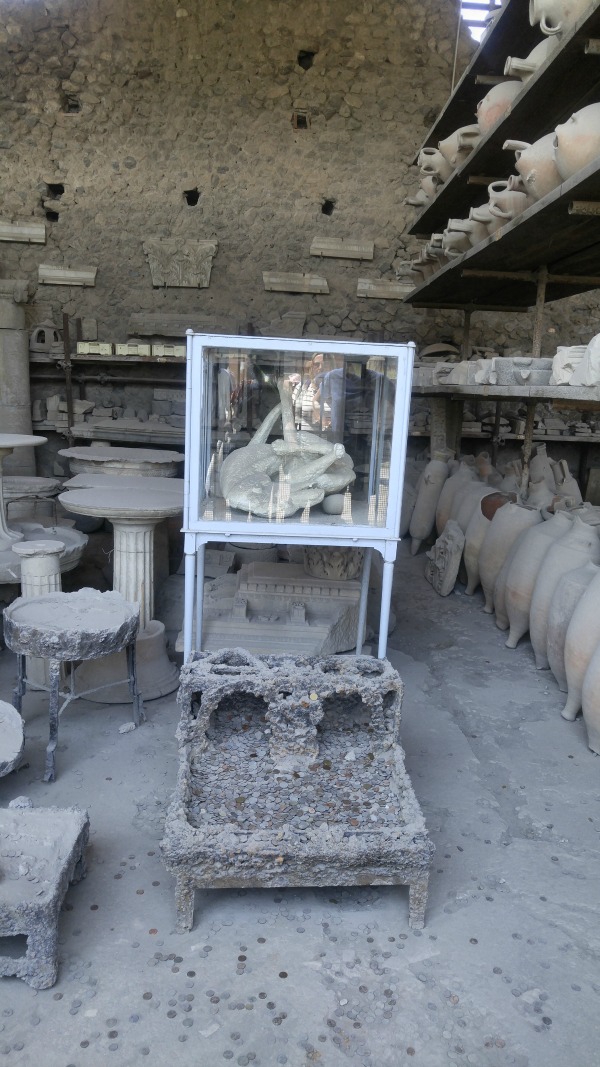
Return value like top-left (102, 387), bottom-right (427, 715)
top-left (182, 332), bottom-right (415, 661)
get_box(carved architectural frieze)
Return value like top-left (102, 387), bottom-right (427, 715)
top-left (143, 239), bottom-right (218, 288)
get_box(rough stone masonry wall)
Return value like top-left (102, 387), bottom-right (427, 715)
top-left (0, 0), bottom-right (598, 353)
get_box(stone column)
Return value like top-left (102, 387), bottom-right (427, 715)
top-left (0, 281), bottom-right (34, 476)
top-left (111, 519), bottom-right (156, 631)
top-left (12, 539), bottom-right (64, 687)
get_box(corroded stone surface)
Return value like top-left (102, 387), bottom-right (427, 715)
top-left (161, 649), bottom-right (433, 932)
top-left (0, 805), bottom-right (89, 988)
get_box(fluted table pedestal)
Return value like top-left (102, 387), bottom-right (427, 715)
top-left (58, 487), bottom-right (182, 701)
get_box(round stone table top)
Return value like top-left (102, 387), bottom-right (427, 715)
top-left (58, 445), bottom-right (183, 476)
top-left (12, 539), bottom-right (65, 558)
top-left (0, 434), bottom-right (47, 451)
top-left (3, 588), bottom-right (140, 661)
top-left (63, 472), bottom-right (184, 499)
top-left (58, 487), bottom-right (183, 523)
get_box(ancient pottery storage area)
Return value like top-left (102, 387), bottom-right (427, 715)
top-left (2, 0), bottom-right (600, 1064)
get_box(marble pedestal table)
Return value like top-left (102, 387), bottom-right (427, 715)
top-left (0, 435), bottom-right (87, 584)
top-left (3, 589), bottom-right (144, 781)
top-left (12, 539), bottom-right (64, 688)
top-left (58, 486), bottom-right (182, 700)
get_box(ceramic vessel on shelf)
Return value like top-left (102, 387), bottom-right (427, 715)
top-left (503, 134), bottom-right (562, 201)
top-left (552, 459), bottom-right (582, 504)
top-left (409, 456), bottom-right (449, 555)
top-left (530, 0), bottom-right (595, 36)
top-left (554, 103), bottom-right (600, 180)
top-left (476, 81), bottom-right (522, 135)
top-left (504, 511), bottom-right (572, 649)
top-left (447, 216), bottom-right (488, 248)
top-left (417, 147), bottom-right (453, 183)
top-left (581, 642), bottom-right (600, 753)
top-left (488, 180), bottom-right (533, 223)
top-left (546, 560), bottom-right (598, 691)
top-left (528, 515), bottom-right (600, 669)
top-left (562, 568), bottom-right (600, 721)
top-left (438, 125), bottom-right (481, 168)
top-left (470, 202), bottom-right (506, 236)
top-left (529, 443), bottom-right (556, 489)
top-left (479, 503), bottom-right (542, 614)
top-left (504, 36), bottom-right (559, 80)
top-left (441, 226), bottom-right (471, 258)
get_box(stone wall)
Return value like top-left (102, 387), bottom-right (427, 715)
top-left (0, 0), bottom-right (598, 354)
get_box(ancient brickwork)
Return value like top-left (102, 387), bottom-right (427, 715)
top-left (0, 0), bottom-right (597, 350)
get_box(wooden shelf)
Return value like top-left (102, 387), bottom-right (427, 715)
top-left (410, 0), bottom-right (600, 236)
top-left (405, 158), bottom-right (600, 309)
top-left (70, 353), bottom-right (186, 365)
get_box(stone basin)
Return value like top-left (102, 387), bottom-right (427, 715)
top-left (59, 445), bottom-right (183, 478)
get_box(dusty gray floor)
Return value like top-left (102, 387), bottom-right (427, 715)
top-left (1, 541), bottom-right (599, 1066)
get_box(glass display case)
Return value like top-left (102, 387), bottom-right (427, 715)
top-left (182, 334), bottom-right (415, 660)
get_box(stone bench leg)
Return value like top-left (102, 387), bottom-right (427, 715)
top-left (175, 873), bottom-right (195, 933)
top-left (43, 659), bottom-right (61, 783)
top-left (409, 875), bottom-right (429, 929)
top-left (23, 919), bottom-right (59, 990)
top-left (13, 653), bottom-right (26, 712)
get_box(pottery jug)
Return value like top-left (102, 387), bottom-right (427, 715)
top-left (488, 180), bottom-right (533, 222)
top-left (436, 458), bottom-right (477, 535)
top-left (438, 124), bottom-right (481, 168)
top-left (421, 174), bottom-right (441, 199)
top-left (418, 147), bottom-right (453, 183)
top-left (552, 459), bottom-right (582, 504)
top-left (562, 568), bottom-right (600, 720)
top-left (504, 511), bottom-right (573, 648)
top-left (409, 456), bottom-right (449, 555)
top-left (464, 493), bottom-right (514, 596)
top-left (529, 443), bottom-right (556, 489)
top-left (441, 226), bottom-right (471, 257)
top-left (554, 103), bottom-right (600, 181)
top-left (581, 642), bottom-right (600, 753)
top-left (503, 134), bottom-right (562, 201)
top-left (476, 81), bottom-right (522, 134)
top-left (546, 560), bottom-right (598, 690)
top-left (530, 0), bottom-right (594, 35)
top-left (474, 451), bottom-right (502, 486)
top-left (529, 516), bottom-right (600, 669)
top-left (463, 210), bottom-right (491, 246)
top-left (479, 503), bottom-right (542, 613)
top-left (504, 37), bottom-right (559, 81)
top-left (470, 202), bottom-right (506, 236)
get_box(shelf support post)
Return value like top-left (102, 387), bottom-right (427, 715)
top-left (520, 400), bottom-right (537, 495)
top-left (531, 266), bottom-right (548, 358)
top-left (461, 309), bottom-right (472, 361)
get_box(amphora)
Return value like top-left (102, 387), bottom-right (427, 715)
top-left (476, 81), bottom-right (521, 134)
top-left (530, 0), bottom-right (594, 35)
top-left (479, 503), bottom-right (542, 613)
top-left (562, 567), bottom-right (600, 720)
top-left (409, 456), bottom-right (449, 555)
top-left (436, 458), bottom-right (477, 535)
top-left (554, 103), bottom-right (600, 181)
top-left (464, 493), bottom-right (515, 596)
top-left (581, 643), bottom-right (600, 753)
top-left (504, 37), bottom-right (559, 81)
top-left (438, 125), bottom-right (481, 168)
top-left (503, 134), bottom-right (562, 201)
top-left (546, 560), bottom-right (598, 690)
top-left (504, 512), bottom-right (572, 648)
top-left (529, 515), bottom-right (600, 669)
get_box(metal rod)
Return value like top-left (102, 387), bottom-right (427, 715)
top-left (461, 309), bottom-right (472, 360)
top-left (490, 400), bottom-right (502, 465)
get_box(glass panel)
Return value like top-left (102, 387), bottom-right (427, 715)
top-left (197, 345), bottom-right (398, 528)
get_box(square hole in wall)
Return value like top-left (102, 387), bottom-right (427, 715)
top-left (0, 935), bottom-right (28, 959)
top-left (291, 109), bottom-right (310, 130)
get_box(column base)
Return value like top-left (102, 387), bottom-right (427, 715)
top-left (74, 620), bottom-right (179, 702)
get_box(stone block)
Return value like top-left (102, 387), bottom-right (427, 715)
top-left (0, 805), bottom-right (89, 988)
top-left (161, 650), bottom-right (433, 932)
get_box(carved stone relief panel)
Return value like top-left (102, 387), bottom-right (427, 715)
top-left (143, 239), bottom-right (218, 288)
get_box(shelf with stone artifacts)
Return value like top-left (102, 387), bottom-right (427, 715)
top-left (181, 334), bottom-right (415, 661)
